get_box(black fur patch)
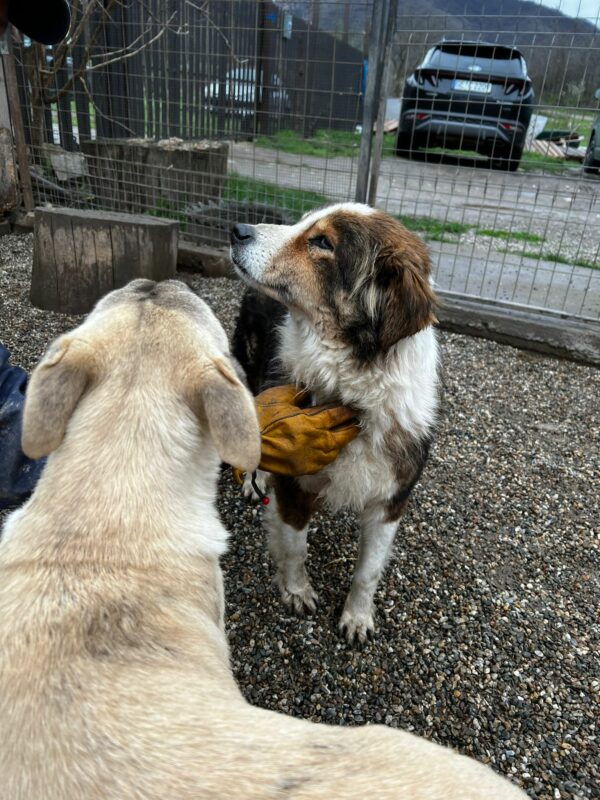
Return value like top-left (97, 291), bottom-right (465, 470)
top-left (232, 289), bottom-right (288, 394)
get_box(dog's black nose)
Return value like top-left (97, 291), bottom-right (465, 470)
top-left (230, 223), bottom-right (256, 245)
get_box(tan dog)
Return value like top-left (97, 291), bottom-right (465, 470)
top-left (0, 280), bottom-right (525, 799)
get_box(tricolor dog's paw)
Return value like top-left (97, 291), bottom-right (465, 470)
top-left (338, 608), bottom-right (375, 645)
top-left (275, 571), bottom-right (318, 616)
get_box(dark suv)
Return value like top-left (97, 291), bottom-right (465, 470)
top-left (397, 40), bottom-right (535, 170)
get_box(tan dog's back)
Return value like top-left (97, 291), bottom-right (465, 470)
top-left (0, 280), bottom-right (525, 799)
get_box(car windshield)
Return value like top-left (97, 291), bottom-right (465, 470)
top-left (425, 44), bottom-right (525, 77)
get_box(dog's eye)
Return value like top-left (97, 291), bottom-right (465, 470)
top-left (309, 235), bottom-right (333, 252)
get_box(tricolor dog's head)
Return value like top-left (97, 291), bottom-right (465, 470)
top-left (230, 203), bottom-right (437, 362)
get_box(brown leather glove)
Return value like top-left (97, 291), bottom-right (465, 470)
top-left (233, 384), bottom-right (359, 479)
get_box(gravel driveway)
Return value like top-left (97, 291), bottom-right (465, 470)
top-left (1, 234), bottom-right (598, 800)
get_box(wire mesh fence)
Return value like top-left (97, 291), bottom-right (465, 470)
top-left (8, 0), bottom-right (600, 324)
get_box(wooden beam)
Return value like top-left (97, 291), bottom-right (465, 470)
top-left (0, 33), bottom-right (18, 213)
top-left (2, 30), bottom-right (34, 211)
top-left (31, 208), bottom-right (179, 314)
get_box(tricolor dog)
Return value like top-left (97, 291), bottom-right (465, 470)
top-left (231, 203), bottom-right (439, 644)
top-left (0, 280), bottom-right (526, 799)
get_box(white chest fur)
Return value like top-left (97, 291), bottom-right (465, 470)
top-left (277, 314), bottom-right (440, 512)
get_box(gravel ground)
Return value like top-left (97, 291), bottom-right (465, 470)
top-left (1, 234), bottom-right (599, 799)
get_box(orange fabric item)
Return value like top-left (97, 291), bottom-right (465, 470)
top-left (233, 384), bottom-right (359, 478)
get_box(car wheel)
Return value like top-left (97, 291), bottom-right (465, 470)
top-left (505, 144), bottom-right (523, 171)
top-left (490, 143), bottom-right (522, 172)
top-left (583, 135), bottom-right (599, 175)
top-left (396, 130), bottom-right (420, 159)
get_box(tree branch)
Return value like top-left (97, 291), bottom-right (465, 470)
top-left (77, 73), bottom-right (137, 137)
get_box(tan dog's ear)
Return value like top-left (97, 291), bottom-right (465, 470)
top-left (22, 338), bottom-right (91, 459)
top-left (188, 356), bottom-right (261, 473)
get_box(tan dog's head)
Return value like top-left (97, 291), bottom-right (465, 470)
top-left (230, 203), bottom-right (437, 363)
top-left (21, 279), bottom-right (261, 472)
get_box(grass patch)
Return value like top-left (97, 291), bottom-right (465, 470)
top-left (497, 248), bottom-right (599, 270)
top-left (256, 128), bottom-right (396, 159)
top-left (477, 229), bottom-right (544, 244)
top-left (146, 197), bottom-right (188, 231)
top-left (251, 123), bottom-right (583, 174)
top-left (519, 151), bottom-right (569, 173)
top-left (224, 173), bottom-right (328, 217)
top-left (398, 214), bottom-right (472, 239)
top-left (218, 186), bottom-right (552, 251)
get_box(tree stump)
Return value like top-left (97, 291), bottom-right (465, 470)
top-left (31, 207), bottom-right (179, 315)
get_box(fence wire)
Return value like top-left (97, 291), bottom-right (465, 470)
top-left (9, 0), bottom-right (600, 322)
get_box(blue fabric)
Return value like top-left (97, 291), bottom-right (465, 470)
top-left (0, 345), bottom-right (45, 510)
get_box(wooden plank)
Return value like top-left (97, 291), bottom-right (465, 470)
top-left (104, 1), bottom-right (129, 138)
top-left (90, 4), bottom-right (115, 139)
top-left (0, 128), bottom-right (18, 212)
top-left (55, 61), bottom-right (76, 151)
top-left (2, 42), bottom-right (34, 211)
top-left (71, 0), bottom-right (91, 143)
top-left (138, 223), bottom-right (177, 283)
top-left (31, 211), bottom-right (59, 310)
top-left (125, 0), bottom-right (145, 137)
top-left (92, 224), bottom-right (115, 300)
top-left (167, 0), bottom-right (180, 136)
top-left (31, 208), bottom-right (179, 314)
top-left (51, 212), bottom-right (81, 313)
top-left (71, 218), bottom-right (103, 311)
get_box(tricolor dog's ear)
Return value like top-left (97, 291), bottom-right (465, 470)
top-left (22, 337), bottom-right (92, 459)
top-left (187, 355), bottom-right (261, 473)
top-left (377, 248), bottom-right (438, 352)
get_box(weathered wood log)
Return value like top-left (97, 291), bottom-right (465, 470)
top-left (0, 128), bottom-right (18, 214)
top-left (80, 138), bottom-right (228, 216)
top-left (31, 207), bottom-right (178, 315)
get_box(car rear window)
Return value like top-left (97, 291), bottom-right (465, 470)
top-left (425, 43), bottom-right (525, 77)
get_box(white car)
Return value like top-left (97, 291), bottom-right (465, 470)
top-left (204, 67), bottom-right (290, 115)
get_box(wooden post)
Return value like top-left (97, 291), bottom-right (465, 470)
top-left (31, 208), bottom-right (179, 315)
top-left (2, 30), bottom-right (34, 211)
top-left (0, 33), bottom-right (19, 214)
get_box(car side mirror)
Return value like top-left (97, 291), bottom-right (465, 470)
top-left (595, 89), bottom-right (600, 101)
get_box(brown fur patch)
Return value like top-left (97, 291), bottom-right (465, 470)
top-left (272, 475), bottom-right (318, 530)
top-left (341, 211), bottom-right (437, 347)
top-left (383, 419), bottom-right (432, 523)
top-left (311, 209), bottom-right (437, 361)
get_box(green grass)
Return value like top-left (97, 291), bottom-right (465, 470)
top-left (256, 128), bottom-right (395, 158)
top-left (145, 174), bottom-right (600, 270)
top-left (477, 229), bottom-right (544, 244)
top-left (145, 197), bottom-right (189, 231)
top-left (398, 214), bottom-right (472, 242)
top-left (518, 151), bottom-right (569, 173)
top-left (254, 122), bottom-right (591, 175)
top-left (214, 182), bottom-right (551, 249)
top-left (498, 248), bottom-right (599, 270)
top-left (223, 173), bottom-right (328, 217)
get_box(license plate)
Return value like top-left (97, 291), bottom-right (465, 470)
top-left (452, 79), bottom-right (492, 94)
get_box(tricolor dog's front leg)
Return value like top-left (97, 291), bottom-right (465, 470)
top-left (339, 505), bottom-right (400, 644)
top-left (265, 476), bottom-right (318, 615)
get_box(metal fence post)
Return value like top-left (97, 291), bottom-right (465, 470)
top-left (368, 9), bottom-right (395, 206)
top-left (354, 0), bottom-right (391, 204)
